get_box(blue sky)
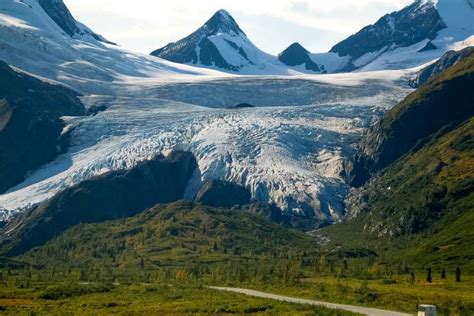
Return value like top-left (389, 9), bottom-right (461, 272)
top-left (64, 0), bottom-right (413, 54)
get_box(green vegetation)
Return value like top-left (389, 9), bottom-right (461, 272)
top-left (0, 283), bottom-right (356, 315)
top-left (328, 119), bottom-right (473, 274)
top-left (254, 275), bottom-right (474, 316)
top-left (0, 200), bottom-right (472, 315)
top-left (19, 201), bottom-right (316, 274)
top-left (0, 55), bottom-right (472, 315)
top-left (383, 53), bottom-right (474, 128)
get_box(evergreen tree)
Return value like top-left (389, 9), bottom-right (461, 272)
top-left (410, 271), bottom-right (416, 284)
top-left (455, 267), bottom-right (461, 283)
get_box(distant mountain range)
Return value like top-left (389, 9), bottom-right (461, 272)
top-left (152, 0), bottom-right (474, 73)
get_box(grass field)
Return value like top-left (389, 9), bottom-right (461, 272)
top-left (249, 275), bottom-right (474, 315)
top-left (0, 282), bottom-right (357, 315)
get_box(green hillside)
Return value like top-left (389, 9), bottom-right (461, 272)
top-left (349, 53), bottom-right (474, 186)
top-left (324, 56), bottom-right (474, 275)
top-left (19, 201), bottom-right (316, 279)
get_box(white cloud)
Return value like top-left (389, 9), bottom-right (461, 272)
top-left (64, 0), bottom-right (414, 54)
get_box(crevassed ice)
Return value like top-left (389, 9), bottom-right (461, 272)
top-left (0, 76), bottom-right (411, 223)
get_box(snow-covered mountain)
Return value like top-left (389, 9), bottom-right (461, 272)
top-left (151, 10), bottom-right (321, 74)
top-left (152, 1), bottom-right (473, 74)
top-left (313, 0), bottom-right (474, 72)
top-left (0, 0), bottom-right (222, 94)
top-left (36, 0), bottom-right (114, 44)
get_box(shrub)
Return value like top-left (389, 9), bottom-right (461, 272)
top-left (39, 283), bottom-right (112, 300)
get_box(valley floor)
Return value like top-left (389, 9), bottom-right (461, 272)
top-left (0, 283), bottom-right (356, 315)
top-left (1, 276), bottom-right (473, 315)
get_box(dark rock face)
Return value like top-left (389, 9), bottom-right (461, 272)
top-left (0, 61), bottom-right (85, 193)
top-left (347, 54), bottom-right (474, 187)
top-left (195, 180), bottom-right (251, 208)
top-left (37, 0), bottom-right (114, 44)
top-left (0, 151), bottom-right (198, 256)
top-left (411, 47), bottom-right (474, 87)
top-left (151, 10), bottom-right (248, 71)
top-left (417, 41), bottom-right (438, 52)
top-left (38, 0), bottom-right (79, 37)
top-left (240, 202), bottom-right (290, 225)
top-left (330, 0), bottom-right (446, 60)
top-left (278, 43), bottom-right (320, 72)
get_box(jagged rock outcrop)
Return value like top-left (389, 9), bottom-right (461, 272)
top-left (0, 61), bottom-right (85, 193)
top-left (0, 151), bottom-right (198, 255)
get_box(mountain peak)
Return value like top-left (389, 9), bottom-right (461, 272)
top-left (204, 9), bottom-right (244, 36)
top-left (151, 9), bottom-right (261, 72)
top-left (284, 43), bottom-right (309, 54)
top-left (278, 42), bottom-right (320, 72)
top-left (216, 9), bottom-right (232, 18)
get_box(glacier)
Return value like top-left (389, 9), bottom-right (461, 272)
top-left (0, 73), bottom-right (413, 223)
top-left (0, 0), bottom-right (418, 225)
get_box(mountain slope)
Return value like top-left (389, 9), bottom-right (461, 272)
top-left (334, 118), bottom-right (474, 272)
top-left (354, 118), bottom-right (473, 236)
top-left (323, 51), bottom-right (474, 273)
top-left (0, 151), bottom-right (197, 256)
top-left (0, 0), bottom-right (220, 94)
top-left (0, 61), bottom-right (85, 194)
top-left (314, 0), bottom-right (474, 72)
top-left (37, 0), bottom-right (114, 44)
top-left (17, 200), bottom-right (316, 270)
top-left (330, 0), bottom-right (446, 60)
top-left (151, 10), bottom-right (307, 74)
top-left (347, 52), bottom-right (474, 186)
top-left (411, 46), bottom-right (474, 87)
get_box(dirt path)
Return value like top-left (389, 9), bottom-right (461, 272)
top-left (209, 286), bottom-right (412, 316)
